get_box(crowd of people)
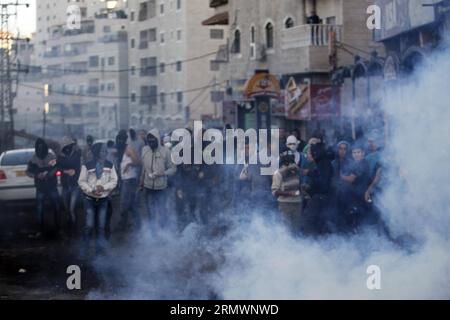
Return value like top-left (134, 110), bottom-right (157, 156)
top-left (25, 125), bottom-right (394, 257)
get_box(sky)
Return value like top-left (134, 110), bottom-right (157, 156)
top-left (5, 0), bottom-right (36, 37)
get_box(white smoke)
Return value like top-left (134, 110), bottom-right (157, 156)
top-left (89, 49), bottom-right (450, 300)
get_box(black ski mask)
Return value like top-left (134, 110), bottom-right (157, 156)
top-left (35, 138), bottom-right (49, 160)
top-left (62, 144), bottom-right (74, 156)
top-left (92, 143), bottom-right (107, 162)
top-left (147, 134), bottom-right (159, 151)
top-left (86, 135), bottom-right (94, 147)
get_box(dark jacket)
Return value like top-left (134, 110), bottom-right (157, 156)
top-left (26, 138), bottom-right (58, 192)
top-left (348, 159), bottom-right (371, 199)
top-left (308, 143), bottom-right (333, 196)
top-left (57, 137), bottom-right (82, 189)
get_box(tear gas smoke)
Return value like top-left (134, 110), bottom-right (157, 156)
top-left (89, 49), bottom-right (450, 300)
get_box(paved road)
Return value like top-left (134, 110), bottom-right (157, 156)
top-left (1, 190), bottom-right (229, 300)
top-left (0, 200), bottom-right (108, 300)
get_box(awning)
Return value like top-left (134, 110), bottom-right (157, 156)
top-left (202, 12), bottom-right (229, 26)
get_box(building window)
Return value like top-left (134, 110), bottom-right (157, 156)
top-left (210, 60), bottom-right (220, 71)
top-left (130, 38), bottom-right (135, 48)
top-left (160, 32), bottom-right (165, 44)
top-left (140, 85), bottom-right (157, 105)
top-left (160, 92), bottom-right (166, 109)
top-left (160, 3), bottom-right (164, 15)
top-left (148, 28), bottom-right (157, 42)
top-left (131, 92), bottom-right (136, 103)
top-left (148, 0), bottom-right (157, 18)
top-left (130, 11), bottom-right (135, 21)
top-left (177, 0), bottom-right (181, 10)
top-left (139, 28), bottom-right (157, 48)
top-left (177, 91), bottom-right (183, 103)
top-left (250, 26), bottom-right (255, 43)
top-left (89, 56), bottom-right (99, 67)
top-left (177, 29), bottom-right (182, 41)
top-left (139, 2), bottom-right (148, 21)
top-left (131, 65), bottom-right (136, 75)
top-left (108, 57), bottom-right (115, 66)
top-left (141, 57), bottom-right (157, 76)
top-left (233, 29), bottom-right (241, 54)
top-left (160, 62), bottom-right (165, 73)
top-left (265, 22), bottom-right (274, 49)
top-left (103, 26), bottom-right (111, 33)
top-left (326, 16), bottom-right (336, 25)
top-left (107, 82), bottom-right (115, 91)
top-left (210, 29), bottom-right (224, 39)
top-left (285, 17), bottom-right (294, 29)
top-left (176, 61), bottom-right (182, 72)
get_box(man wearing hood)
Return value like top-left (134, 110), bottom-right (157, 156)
top-left (57, 136), bottom-right (82, 233)
top-left (78, 143), bottom-right (118, 256)
top-left (140, 129), bottom-right (176, 231)
top-left (81, 135), bottom-right (95, 165)
top-left (303, 142), bottom-right (334, 235)
top-left (26, 138), bottom-right (61, 236)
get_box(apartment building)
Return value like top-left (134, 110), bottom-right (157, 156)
top-left (127, 0), bottom-right (227, 131)
top-left (21, 0), bottom-right (129, 139)
top-left (208, 0), bottom-right (381, 139)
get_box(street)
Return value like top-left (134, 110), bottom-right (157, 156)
top-left (0, 198), bottom-right (119, 299)
top-left (0, 195), bottom-right (223, 300)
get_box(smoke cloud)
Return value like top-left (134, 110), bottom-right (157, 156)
top-left (88, 49), bottom-right (450, 300)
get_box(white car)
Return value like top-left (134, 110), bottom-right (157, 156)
top-left (0, 148), bottom-right (61, 202)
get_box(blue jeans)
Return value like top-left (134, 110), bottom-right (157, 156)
top-left (62, 186), bottom-right (80, 224)
top-left (119, 178), bottom-right (141, 228)
top-left (145, 189), bottom-right (168, 231)
top-left (36, 188), bottom-right (61, 232)
top-left (83, 196), bottom-right (109, 252)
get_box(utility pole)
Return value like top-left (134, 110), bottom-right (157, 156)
top-left (0, 1), bottom-right (29, 152)
top-left (213, 76), bottom-right (218, 119)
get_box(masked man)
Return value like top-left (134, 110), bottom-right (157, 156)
top-left (26, 138), bottom-right (61, 237)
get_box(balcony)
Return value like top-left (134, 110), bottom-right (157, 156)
top-left (99, 31), bottom-right (128, 43)
top-left (139, 41), bottom-right (149, 49)
top-left (279, 24), bottom-right (342, 73)
top-left (282, 24), bottom-right (342, 49)
top-left (87, 86), bottom-right (99, 95)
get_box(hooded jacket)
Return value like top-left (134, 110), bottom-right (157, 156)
top-left (140, 129), bottom-right (176, 190)
top-left (26, 138), bottom-right (58, 192)
top-left (78, 144), bottom-right (118, 199)
top-left (307, 143), bottom-right (333, 196)
top-left (57, 136), bottom-right (82, 188)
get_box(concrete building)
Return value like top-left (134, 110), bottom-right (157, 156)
top-left (207, 0), bottom-right (382, 142)
top-left (330, 0), bottom-right (450, 142)
top-left (25, 0), bottom-right (130, 139)
top-left (127, 0), bottom-right (227, 131)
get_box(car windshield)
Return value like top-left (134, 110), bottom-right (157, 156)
top-left (1, 151), bottom-right (35, 166)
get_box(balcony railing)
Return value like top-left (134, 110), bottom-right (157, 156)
top-left (99, 31), bottom-right (128, 43)
top-left (282, 24), bottom-right (342, 49)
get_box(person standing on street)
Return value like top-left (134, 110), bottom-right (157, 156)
top-left (78, 143), bottom-right (118, 256)
top-left (117, 135), bottom-right (142, 231)
top-left (81, 135), bottom-right (94, 165)
top-left (140, 129), bottom-right (176, 232)
top-left (272, 150), bottom-right (302, 235)
top-left (57, 136), bottom-right (82, 235)
top-left (26, 138), bottom-right (61, 238)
